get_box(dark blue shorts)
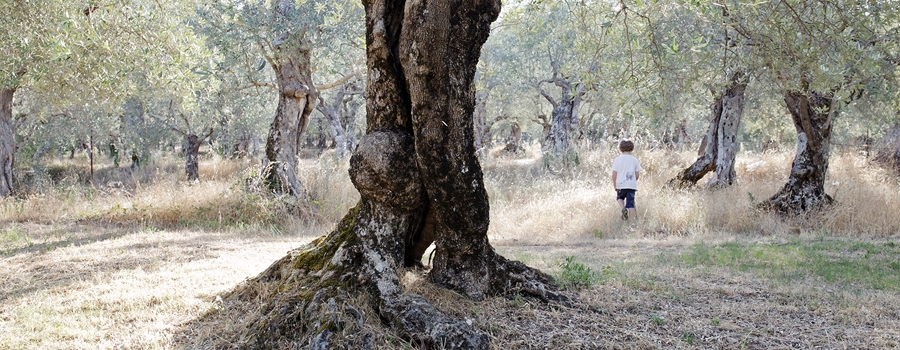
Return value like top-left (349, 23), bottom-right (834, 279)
top-left (616, 189), bottom-right (637, 209)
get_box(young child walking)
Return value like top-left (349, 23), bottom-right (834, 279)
top-left (611, 140), bottom-right (642, 220)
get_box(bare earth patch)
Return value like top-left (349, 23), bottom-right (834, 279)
top-left (2, 223), bottom-right (898, 349)
top-left (0, 223), bottom-right (320, 349)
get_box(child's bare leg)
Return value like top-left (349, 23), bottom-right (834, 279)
top-left (627, 208), bottom-right (637, 220)
top-left (617, 199), bottom-right (625, 208)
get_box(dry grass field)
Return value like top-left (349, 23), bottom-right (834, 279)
top-left (2, 145), bottom-right (900, 349)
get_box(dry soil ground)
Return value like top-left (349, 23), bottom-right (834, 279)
top-left (2, 221), bottom-right (899, 349)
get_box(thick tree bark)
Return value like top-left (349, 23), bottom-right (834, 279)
top-left (222, 0), bottom-right (564, 347)
top-left (763, 87), bottom-right (834, 213)
top-left (0, 88), bottom-right (15, 197)
top-left (261, 0), bottom-right (319, 197)
top-left (399, 0), bottom-right (556, 300)
top-left (670, 73), bottom-right (747, 188)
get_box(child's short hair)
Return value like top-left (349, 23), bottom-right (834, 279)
top-left (619, 140), bottom-right (635, 152)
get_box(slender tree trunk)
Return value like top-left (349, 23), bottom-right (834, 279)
top-left (218, 116), bottom-right (231, 158)
top-left (0, 88), bottom-right (16, 197)
top-left (763, 87), bottom-right (834, 213)
top-left (184, 134), bottom-right (201, 181)
top-left (473, 90), bottom-right (490, 151)
top-left (341, 93), bottom-right (361, 153)
top-left (503, 122), bottom-right (524, 154)
top-left (319, 105), bottom-right (349, 158)
top-left (261, 1), bottom-right (318, 197)
top-left (88, 133), bottom-right (94, 186)
top-left (670, 73), bottom-right (747, 188)
top-left (316, 85), bottom-right (357, 159)
top-left (184, 128), bottom-right (213, 181)
top-left (222, 0), bottom-right (563, 347)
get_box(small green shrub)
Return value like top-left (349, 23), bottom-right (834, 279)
top-left (557, 255), bottom-right (596, 289)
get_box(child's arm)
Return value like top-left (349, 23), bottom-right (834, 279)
top-left (611, 171), bottom-right (618, 189)
top-left (635, 171), bottom-right (640, 181)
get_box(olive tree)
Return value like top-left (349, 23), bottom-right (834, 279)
top-left (721, 0), bottom-right (900, 212)
top-left (218, 0), bottom-right (565, 347)
top-left (198, 0), bottom-right (363, 197)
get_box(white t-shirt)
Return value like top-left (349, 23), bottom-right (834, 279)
top-left (612, 154), bottom-right (642, 190)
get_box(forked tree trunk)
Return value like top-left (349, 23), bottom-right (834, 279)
top-left (261, 0), bottom-right (319, 197)
top-left (763, 87), bottom-right (834, 213)
top-left (0, 88), bottom-right (16, 197)
top-left (176, 127), bottom-right (213, 181)
top-left (540, 81), bottom-right (584, 159)
top-left (316, 84), bottom-right (360, 159)
top-left (222, 0), bottom-right (563, 348)
top-left (670, 73), bottom-right (747, 188)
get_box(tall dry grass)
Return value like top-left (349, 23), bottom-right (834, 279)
top-left (0, 153), bottom-right (358, 235)
top-left (2, 144), bottom-right (899, 239)
top-left (482, 143), bottom-right (900, 245)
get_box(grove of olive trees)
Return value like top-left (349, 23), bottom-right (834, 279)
top-left (3, 0), bottom-right (900, 348)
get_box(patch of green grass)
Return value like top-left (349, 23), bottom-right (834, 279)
top-left (650, 314), bottom-right (665, 326)
top-left (682, 331), bottom-right (695, 345)
top-left (557, 255), bottom-right (597, 289)
top-left (1, 223), bottom-right (31, 254)
top-left (673, 238), bottom-right (900, 292)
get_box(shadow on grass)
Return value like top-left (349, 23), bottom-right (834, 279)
top-left (0, 224), bottom-right (297, 306)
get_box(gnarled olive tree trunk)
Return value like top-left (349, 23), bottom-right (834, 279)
top-left (224, 0), bottom-right (563, 347)
top-left (400, 0), bottom-right (557, 300)
top-left (0, 88), bottom-right (15, 197)
top-left (763, 86), bottom-right (834, 213)
top-left (261, 0), bottom-right (319, 197)
top-left (183, 128), bottom-right (213, 181)
top-left (539, 76), bottom-right (584, 159)
top-left (670, 72), bottom-right (747, 189)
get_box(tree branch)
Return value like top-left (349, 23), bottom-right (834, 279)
top-left (147, 113), bottom-right (189, 137)
top-left (536, 80), bottom-right (559, 109)
top-left (237, 82), bottom-right (278, 92)
top-left (199, 127), bottom-right (215, 143)
top-left (315, 70), bottom-right (362, 91)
